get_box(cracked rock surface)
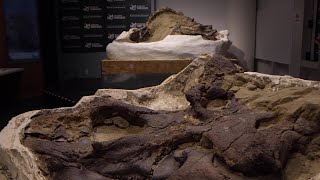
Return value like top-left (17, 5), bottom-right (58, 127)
top-left (1, 55), bottom-right (320, 180)
top-left (129, 8), bottom-right (221, 43)
top-left (106, 8), bottom-right (230, 61)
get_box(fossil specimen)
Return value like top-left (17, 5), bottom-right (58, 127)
top-left (1, 55), bottom-right (320, 180)
top-left (106, 8), bottom-right (230, 61)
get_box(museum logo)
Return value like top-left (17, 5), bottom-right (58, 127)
top-left (130, 22), bottom-right (145, 28)
top-left (130, 5), bottom-right (149, 11)
top-left (83, 6), bottom-right (102, 12)
top-left (84, 23), bottom-right (103, 29)
top-left (107, 33), bottom-right (120, 40)
top-left (107, 14), bottom-right (126, 20)
top-left (85, 42), bottom-right (103, 48)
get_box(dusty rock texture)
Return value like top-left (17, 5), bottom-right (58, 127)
top-left (106, 8), bottom-right (230, 61)
top-left (129, 8), bottom-right (221, 43)
top-left (1, 55), bottom-right (320, 180)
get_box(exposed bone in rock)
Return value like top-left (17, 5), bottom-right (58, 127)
top-left (106, 8), bottom-right (230, 60)
top-left (128, 8), bottom-right (221, 43)
top-left (1, 55), bottom-right (320, 180)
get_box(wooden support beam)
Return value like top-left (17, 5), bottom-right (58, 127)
top-left (101, 59), bottom-right (193, 75)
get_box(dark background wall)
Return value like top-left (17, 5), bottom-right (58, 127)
top-left (38, 0), bottom-right (59, 90)
top-left (0, 0), bottom-right (45, 98)
top-left (0, 0), bottom-right (7, 67)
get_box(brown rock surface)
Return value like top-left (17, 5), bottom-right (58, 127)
top-left (129, 8), bottom-right (221, 43)
top-left (1, 55), bottom-right (320, 180)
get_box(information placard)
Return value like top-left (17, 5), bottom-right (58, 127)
top-left (59, 0), bottom-right (154, 52)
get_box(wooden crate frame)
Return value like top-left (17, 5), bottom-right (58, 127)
top-left (101, 59), bottom-right (193, 75)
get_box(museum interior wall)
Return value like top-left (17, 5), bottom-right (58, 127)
top-left (256, 0), bottom-right (295, 67)
top-left (157, 0), bottom-right (257, 71)
top-left (0, 0), bottom-right (44, 98)
top-left (256, 0), bottom-right (320, 80)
